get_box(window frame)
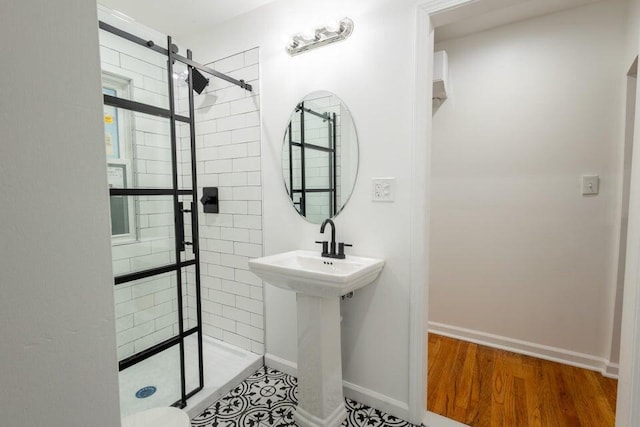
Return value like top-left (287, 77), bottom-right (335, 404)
top-left (102, 73), bottom-right (138, 245)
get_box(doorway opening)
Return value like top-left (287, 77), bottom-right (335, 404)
top-left (424, 3), bottom-right (633, 425)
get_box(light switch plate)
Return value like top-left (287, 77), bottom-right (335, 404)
top-left (582, 175), bottom-right (599, 195)
top-left (372, 178), bottom-right (395, 202)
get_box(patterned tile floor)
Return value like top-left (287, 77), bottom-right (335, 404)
top-left (191, 367), bottom-right (417, 427)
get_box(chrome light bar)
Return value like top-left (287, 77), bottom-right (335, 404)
top-left (286, 17), bottom-right (354, 56)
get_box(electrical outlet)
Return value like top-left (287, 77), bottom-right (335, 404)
top-left (372, 178), bottom-right (395, 202)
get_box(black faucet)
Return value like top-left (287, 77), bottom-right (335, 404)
top-left (316, 219), bottom-right (352, 259)
top-left (321, 219), bottom-right (336, 257)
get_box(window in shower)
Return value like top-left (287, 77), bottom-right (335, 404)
top-left (103, 74), bottom-right (136, 241)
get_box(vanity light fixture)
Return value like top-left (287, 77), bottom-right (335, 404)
top-left (286, 17), bottom-right (354, 56)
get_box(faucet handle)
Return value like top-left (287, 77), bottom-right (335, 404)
top-left (315, 240), bottom-right (329, 257)
top-left (337, 243), bottom-right (352, 259)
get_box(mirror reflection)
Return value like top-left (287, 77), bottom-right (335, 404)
top-left (282, 91), bottom-right (359, 224)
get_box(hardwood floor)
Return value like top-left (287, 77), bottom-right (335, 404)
top-left (427, 334), bottom-right (618, 427)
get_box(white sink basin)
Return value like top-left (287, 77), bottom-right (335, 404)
top-left (248, 250), bottom-right (384, 298)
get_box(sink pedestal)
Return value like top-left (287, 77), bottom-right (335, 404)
top-left (294, 293), bottom-right (347, 427)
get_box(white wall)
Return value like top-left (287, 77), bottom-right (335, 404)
top-left (0, 0), bottom-right (120, 425)
top-left (182, 0), bottom-right (421, 419)
top-left (430, 1), bottom-right (627, 363)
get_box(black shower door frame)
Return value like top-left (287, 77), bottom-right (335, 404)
top-left (100, 21), bottom-right (251, 408)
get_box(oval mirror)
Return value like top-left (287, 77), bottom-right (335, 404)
top-left (282, 91), bottom-right (359, 224)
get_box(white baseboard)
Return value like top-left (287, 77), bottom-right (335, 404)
top-left (342, 380), bottom-right (410, 421)
top-left (424, 411), bottom-right (468, 427)
top-left (604, 362), bottom-right (619, 379)
top-left (264, 353), bottom-right (411, 423)
top-left (428, 322), bottom-right (618, 379)
top-left (264, 352), bottom-right (297, 377)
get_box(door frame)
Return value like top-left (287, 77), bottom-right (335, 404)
top-left (407, 1), bottom-right (640, 425)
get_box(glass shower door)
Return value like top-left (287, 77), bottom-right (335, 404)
top-left (98, 19), bottom-right (203, 418)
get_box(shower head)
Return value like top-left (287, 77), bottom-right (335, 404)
top-left (190, 68), bottom-right (209, 94)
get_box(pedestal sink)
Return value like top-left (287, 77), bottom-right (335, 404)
top-left (248, 250), bottom-right (385, 427)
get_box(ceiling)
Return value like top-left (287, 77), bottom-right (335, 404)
top-left (98, 0), bottom-right (277, 39)
top-left (435, 0), bottom-right (604, 43)
top-left (99, 0), bottom-right (608, 45)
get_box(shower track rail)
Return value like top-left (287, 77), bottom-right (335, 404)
top-left (100, 20), bottom-right (252, 410)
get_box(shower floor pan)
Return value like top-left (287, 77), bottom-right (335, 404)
top-left (119, 336), bottom-right (263, 418)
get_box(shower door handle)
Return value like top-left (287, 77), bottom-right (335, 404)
top-left (189, 202), bottom-right (196, 255)
top-left (177, 202), bottom-right (194, 252)
top-left (177, 202), bottom-right (186, 252)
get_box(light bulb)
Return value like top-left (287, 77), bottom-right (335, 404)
top-left (301, 28), bottom-right (317, 41)
top-left (325, 19), bottom-right (341, 33)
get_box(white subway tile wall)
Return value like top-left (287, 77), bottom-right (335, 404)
top-left (194, 48), bottom-right (264, 354)
top-left (114, 272), bottom-right (180, 360)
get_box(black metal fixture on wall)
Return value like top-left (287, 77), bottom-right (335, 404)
top-left (190, 69), bottom-right (209, 95)
top-left (200, 187), bottom-right (219, 213)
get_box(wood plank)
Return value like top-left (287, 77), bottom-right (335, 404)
top-left (427, 335), bottom-right (456, 414)
top-left (472, 344), bottom-right (495, 427)
top-left (453, 341), bottom-right (477, 417)
top-left (430, 338), bottom-right (456, 414)
top-left (501, 352), bottom-right (518, 427)
top-left (490, 350), bottom-right (507, 427)
top-left (596, 372), bottom-right (619, 412)
top-left (443, 340), bottom-right (469, 416)
top-left (513, 377), bottom-right (528, 427)
top-left (522, 368), bottom-right (543, 427)
top-left (550, 360), bottom-right (579, 426)
top-left (569, 366), bottom-right (616, 426)
top-left (525, 358), bottom-right (549, 427)
top-left (540, 359), bottom-right (568, 427)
